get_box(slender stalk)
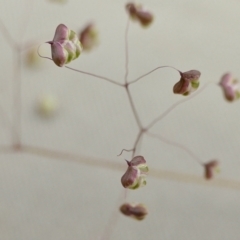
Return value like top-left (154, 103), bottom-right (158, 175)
top-left (65, 66), bottom-right (124, 87)
top-left (125, 87), bottom-right (142, 129)
top-left (146, 131), bottom-right (202, 164)
top-left (121, 16), bottom-right (144, 158)
top-left (0, 145), bottom-right (16, 154)
top-left (37, 46), bottom-right (123, 87)
top-left (21, 145), bottom-right (123, 171)
top-left (0, 18), bottom-right (18, 49)
top-left (128, 65), bottom-right (181, 85)
top-left (18, 0), bottom-right (34, 41)
top-left (124, 17), bottom-right (130, 83)
top-left (12, 51), bottom-right (22, 148)
top-left (133, 131), bottom-right (143, 157)
top-left (117, 130), bottom-right (144, 157)
top-left (14, 145), bottom-right (240, 191)
top-left (131, 130), bottom-right (143, 157)
top-left (150, 167), bottom-right (240, 191)
top-left (117, 148), bottom-right (134, 156)
top-left (0, 102), bottom-right (15, 135)
top-left (146, 83), bottom-right (209, 130)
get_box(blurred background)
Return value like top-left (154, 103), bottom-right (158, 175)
top-left (0, 0), bottom-right (240, 239)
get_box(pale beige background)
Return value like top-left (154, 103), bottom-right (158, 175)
top-left (0, 0), bottom-right (240, 239)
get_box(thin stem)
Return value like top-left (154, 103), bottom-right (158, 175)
top-left (65, 66), bottom-right (124, 87)
top-left (0, 101), bottom-right (15, 134)
top-left (18, 0), bottom-right (34, 41)
top-left (146, 83), bottom-right (209, 130)
top-left (117, 130), bottom-right (144, 157)
top-left (133, 131), bottom-right (144, 157)
top-left (21, 145), bottom-right (124, 171)
top-left (0, 17), bottom-right (18, 49)
top-left (125, 87), bottom-right (142, 129)
top-left (99, 190), bottom-right (125, 240)
top-left (37, 45), bottom-right (123, 87)
top-left (146, 131), bottom-right (202, 164)
top-left (124, 17), bottom-right (130, 83)
top-left (117, 148), bottom-right (134, 156)
top-left (12, 145), bottom-right (240, 191)
top-left (131, 130), bottom-right (143, 158)
top-left (128, 65), bottom-right (181, 85)
top-left (12, 51), bottom-right (22, 147)
top-left (37, 43), bottom-right (53, 61)
top-left (0, 145), bottom-right (16, 154)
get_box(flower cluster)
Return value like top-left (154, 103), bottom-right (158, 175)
top-left (126, 3), bottom-right (153, 27)
top-left (47, 24), bottom-right (83, 67)
top-left (119, 203), bottom-right (148, 220)
top-left (173, 70), bottom-right (201, 96)
top-left (121, 156), bottom-right (148, 189)
top-left (39, 3), bottom-right (230, 226)
top-left (219, 73), bottom-right (240, 102)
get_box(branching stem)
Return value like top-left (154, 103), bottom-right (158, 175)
top-left (65, 66), bottom-right (123, 87)
top-left (146, 131), bottom-right (202, 164)
top-left (146, 83), bottom-right (209, 130)
top-left (125, 86), bottom-right (142, 129)
top-left (128, 65), bottom-right (181, 85)
top-left (131, 130), bottom-right (144, 157)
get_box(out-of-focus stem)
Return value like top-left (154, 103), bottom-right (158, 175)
top-left (124, 17), bottom-right (130, 84)
top-left (12, 51), bottom-right (22, 148)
